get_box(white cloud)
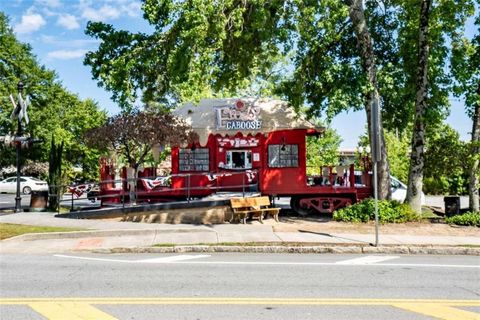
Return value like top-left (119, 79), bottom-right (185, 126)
top-left (14, 13), bottom-right (46, 34)
top-left (36, 0), bottom-right (62, 8)
top-left (123, 2), bottom-right (142, 18)
top-left (57, 14), bottom-right (80, 30)
top-left (78, 0), bottom-right (142, 22)
top-left (47, 49), bottom-right (88, 60)
top-left (40, 35), bottom-right (99, 47)
top-left (80, 4), bottom-right (120, 21)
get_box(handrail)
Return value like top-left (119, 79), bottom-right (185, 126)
top-left (47, 169), bottom-right (260, 212)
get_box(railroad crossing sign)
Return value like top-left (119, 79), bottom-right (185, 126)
top-left (9, 93), bottom-right (30, 125)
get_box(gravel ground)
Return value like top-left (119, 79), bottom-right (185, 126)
top-left (267, 195), bottom-right (478, 237)
top-left (270, 216), bottom-right (480, 237)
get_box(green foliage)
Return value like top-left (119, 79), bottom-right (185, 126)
top-left (357, 128), bottom-right (410, 182)
top-left (380, 0), bottom-right (475, 132)
top-left (82, 1), bottom-right (474, 126)
top-left (0, 13), bottom-right (107, 182)
top-left (384, 130), bottom-right (410, 182)
top-left (445, 211), bottom-right (480, 227)
top-left (48, 135), bottom-right (63, 211)
top-left (424, 123), bottom-right (469, 194)
top-left (333, 199), bottom-right (418, 223)
top-left (306, 126), bottom-right (342, 175)
top-left (423, 176), bottom-right (450, 195)
top-left (84, 0), bottom-right (289, 110)
top-left (361, 122), bottom-right (471, 195)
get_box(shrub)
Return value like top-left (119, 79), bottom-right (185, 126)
top-left (333, 199), bottom-right (418, 223)
top-left (445, 212), bottom-right (480, 227)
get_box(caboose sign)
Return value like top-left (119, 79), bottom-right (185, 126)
top-left (215, 100), bottom-right (262, 130)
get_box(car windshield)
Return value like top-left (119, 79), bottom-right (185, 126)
top-left (28, 177), bottom-right (43, 181)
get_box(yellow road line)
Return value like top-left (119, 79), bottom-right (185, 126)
top-left (1, 298), bottom-right (479, 320)
top-left (28, 302), bottom-right (118, 320)
top-left (393, 303), bottom-right (480, 320)
top-left (1, 298), bottom-right (479, 305)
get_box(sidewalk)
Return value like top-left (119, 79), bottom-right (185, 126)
top-left (1, 211), bottom-right (479, 254)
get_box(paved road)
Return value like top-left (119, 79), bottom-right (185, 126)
top-left (0, 193), bottom-right (99, 210)
top-left (1, 253), bottom-right (479, 319)
top-left (0, 193), bottom-right (31, 209)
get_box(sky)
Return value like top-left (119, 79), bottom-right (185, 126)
top-left (1, 0), bottom-right (476, 149)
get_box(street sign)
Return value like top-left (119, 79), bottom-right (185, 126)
top-left (9, 93), bottom-right (30, 125)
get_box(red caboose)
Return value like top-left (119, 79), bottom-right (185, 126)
top-left (99, 98), bottom-right (372, 214)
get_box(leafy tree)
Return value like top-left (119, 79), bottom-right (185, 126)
top-left (384, 130), bottom-right (410, 183)
top-left (423, 124), bottom-right (468, 195)
top-left (83, 0), bottom-right (475, 205)
top-left (358, 129), bottom-right (410, 183)
top-left (84, 0), bottom-right (396, 199)
top-left (0, 12), bottom-right (107, 182)
top-left (405, 0), bottom-right (432, 212)
top-left (451, 11), bottom-right (480, 211)
top-left (84, 110), bottom-right (196, 202)
top-left (374, 0), bottom-right (475, 212)
top-left (306, 127), bottom-right (342, 175)
top-left (345, 0), bottom-right (392, 200)
top-left (48, 135), bottom-right (63, 211)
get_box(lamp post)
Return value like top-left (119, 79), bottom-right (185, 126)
top-left (14, 81), bottom-right (24, 213)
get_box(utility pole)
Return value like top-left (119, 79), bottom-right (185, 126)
top-left (371, 97), bottom-right (382, 247)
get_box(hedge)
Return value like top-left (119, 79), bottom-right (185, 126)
top-left (333, 199), bottom-right (418, 223)
top-left (445, 212), bottom-right (480, 227)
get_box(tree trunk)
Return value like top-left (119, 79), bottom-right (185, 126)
top-left (468, 84), bottom-right (480, 212)
top-left (348, 0), bottom-right (391, 200)
top-left (407, 0), bottom-right (431, 213)
top-left (127, 165), bottom-right (138, 205)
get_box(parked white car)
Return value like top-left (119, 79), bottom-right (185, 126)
top-left (391, 176), bottom-right (426, 205)
top-left (0, 176), bottom-right (48, 195)
top-left (355, 172), bottom-right (426, 205)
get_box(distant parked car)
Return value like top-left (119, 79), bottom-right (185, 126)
top-left (355, 173), bottom-right (426, 205)
top-left (0, 176), bottom-right (48, 195)
top-left (390, 176), bottom-right (426, 205)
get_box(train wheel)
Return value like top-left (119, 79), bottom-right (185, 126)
top-left (290, 197), bottom-right (310, 216)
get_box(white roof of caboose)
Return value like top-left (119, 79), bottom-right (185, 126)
top-left (173, 98), bottom-right (323, 145)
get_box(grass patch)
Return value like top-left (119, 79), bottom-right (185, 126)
top-left (419, 209), bottom-right (443, 220)
top-left (153, 243), bottom-right (176, 247)
top-left (154, 242), bottom-right (328, 247)
top-left (0, 223), bottom-right (86, 240)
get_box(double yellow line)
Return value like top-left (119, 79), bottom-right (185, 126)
top-left (1, 298), bottom-right (479, 320)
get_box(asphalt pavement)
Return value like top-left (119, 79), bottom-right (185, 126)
top-left (1, 253), bottom-right (479, 320)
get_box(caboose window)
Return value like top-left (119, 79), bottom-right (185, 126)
top-left (268, 144), bottom-right (298, 168)
top-left (178, 148), bottom-right (209, 172)
top-left (225, 150), bottom-right (252, 169)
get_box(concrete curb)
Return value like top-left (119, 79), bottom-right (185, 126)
top-left (92, 245), bottom-right (480, 255)
top-left (3, 228), bottom-right (216, 241)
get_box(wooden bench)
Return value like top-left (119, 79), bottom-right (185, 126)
top-left (230, 196), bottom-right (280, 224)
